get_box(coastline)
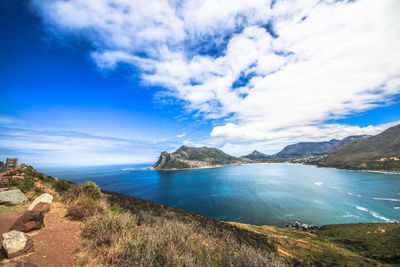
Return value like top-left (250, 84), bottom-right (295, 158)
top-left (150, 160), bottom-right (400, 174)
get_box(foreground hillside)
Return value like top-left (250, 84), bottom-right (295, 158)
top-left (319, 124), bottom-right (400, 171)
top-left (1, 165), bottom-right (400, 266)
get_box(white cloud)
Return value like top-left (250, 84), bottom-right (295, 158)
top-left (32, 0), bottom-right (400, 149)
top-left (176, 133), bottom-right (186, 138)
top-left (0, 127), bottom-right (179, 166)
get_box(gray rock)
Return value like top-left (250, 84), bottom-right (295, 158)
top-left (2, 230), bottom-right (33, 258)
top-left (28, 193), bottom-right (53, 210)
top-left (1, 262), bottom-right (38, 267)
top-left (0, 189), bottom-right (28, 205)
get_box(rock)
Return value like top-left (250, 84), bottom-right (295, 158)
top-left (0, 189), bottom-right (28, 205)
top-left (2, 230), bottom-right (33, 258)
top-left (1, 262), bottom-right (38, 267)
top-left (300, 223), bottom-right (309, 230)
top-left (32, 202), bottom-right (50, 213)
top-left (294, 221), bottom-right (301, 229)
top-left (28, 193), bottom-right (53, 210)
top-left (0, 244), bottom-right (6, 259)
top-left (9, 211), bottom-right (44, 233)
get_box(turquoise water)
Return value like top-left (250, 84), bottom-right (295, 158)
top-left (40, 163), bottom-right (400, 226)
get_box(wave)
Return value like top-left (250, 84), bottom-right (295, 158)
top-left (342, 212), bottom-right (360, 219)
top-left (314, 181), bottom-right (323, 186)
top-left (394, 207), bottom-right (400, 210)
top-left (356, 206), bottom-right (393, 222)
top-left (328, 186), bottom-right (337, 189)
top-left (372, 197), bottom-right (400, 202)
top-left (348, 192), bottom-right (362, 197)
top-left (121, 167), bottom-right (147, 171)
top-left (356, 206), bottom-right (368, 212)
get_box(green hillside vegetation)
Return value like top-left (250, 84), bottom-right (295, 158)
top-left (241, 150), bottom-right (272, 162)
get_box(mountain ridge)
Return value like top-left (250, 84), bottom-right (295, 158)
top-left (152, 145), bottom-right (241, 170)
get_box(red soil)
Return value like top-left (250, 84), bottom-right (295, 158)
top-left (0, 203), bottom-right (81, 267)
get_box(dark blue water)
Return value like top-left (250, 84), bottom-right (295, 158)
top-left (40, 163), bottom-right (400, 226)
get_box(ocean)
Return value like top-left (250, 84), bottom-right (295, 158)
top-left (40, 163), bottom-right (400, 226)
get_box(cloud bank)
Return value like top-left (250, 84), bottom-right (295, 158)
top-left (0, 127), bottom-right (177, 166)
top-left (32, 0), bottom-right (400, 151)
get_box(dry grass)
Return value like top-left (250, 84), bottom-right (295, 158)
top-left (66, 197), bottom-right (104, 221)
top-left (81, 211), bottom-right (286, 267)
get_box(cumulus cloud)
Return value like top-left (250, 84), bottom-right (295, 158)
top-left (31, 0), bottom-right (400, 149)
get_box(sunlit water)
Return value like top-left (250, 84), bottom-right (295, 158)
top-left (40, 163), bottom-right (400, 226)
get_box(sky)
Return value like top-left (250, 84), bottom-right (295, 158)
top-left (0, 0), bottom-right (399, 167)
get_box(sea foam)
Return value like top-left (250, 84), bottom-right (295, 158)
top-left (372, 197), bottom-right (400, 202)
top-left (356, 206), bottom-right (392, 222)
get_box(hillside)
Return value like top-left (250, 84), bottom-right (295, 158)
top-left (1, 165), bottom-right (400, 266)
top-left (320, 124), bottom-right (400, 171)
top-left (274, 139), bottom-right (340, 158)
top-left (273, 135), bottom-right (371, 160)
top-left (241, 150), bottom-right (272, 162)
top-left (152, 145), bottom-right (241, 170)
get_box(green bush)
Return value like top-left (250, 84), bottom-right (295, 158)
top-left (82, 181), bottom-right (103, 199)
top-left (11, 177), bottom-right (35, 193)
top-left (53, 179), bottom-right (73, 193)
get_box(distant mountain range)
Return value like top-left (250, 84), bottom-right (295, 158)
top-left (318, 124), bottom-right (400, 171)
top-left (274, 135), bottom-right (370, 159)
top-left (240, 150), bottom-right (272, 162)
top-left (152, 125), bottom-right (399, 171)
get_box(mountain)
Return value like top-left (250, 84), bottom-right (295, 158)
top-left (334, 135), bottom-right (371, 149)
top-left (273, 135), bottom-right (371, 159)
top-left (274, 139), bottom-right (340, 158)
top-left (152, 145), bottom-right (241, 170)
top-left (240, 150), bottom-right (272, 162)
top-left (319, 124), bottom-right (400, 171)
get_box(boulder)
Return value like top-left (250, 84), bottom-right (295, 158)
top-left (2, 230), bottom-right (33, 258)
top-left (32, 202), bottom-right (50, 213)
top-left (28, 193), bottom-right (53, 211)
top-left (0, 189), bottom-right (28, 205)
top-left (1, 262), bottom-right (38, 267)
top-left (9, 211), bottom-right (44, 232)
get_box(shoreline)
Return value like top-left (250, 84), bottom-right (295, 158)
top-left (149, 160), bottom-right (400, 174)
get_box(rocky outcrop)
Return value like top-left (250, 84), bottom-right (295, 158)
top-left (153, 151), bottom-right (175, 170)
top-left (28, 193), bottom-right (53, 211)
top-left (10, 211), bottom-right (44, 233)
top-left (0, 189), bottom-right (28, 205)
top-left (2, 230), bottom-right (33, 258)
top-left (153, 146), bottom-right (241, 170)
top-left (32, 202), bottom-right (50, 213)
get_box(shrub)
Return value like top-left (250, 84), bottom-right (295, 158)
top-left (11, 177), bottom-right (35, 193)
top-left (53, 179), bottom-right (72, 193)
top-left (82, 181), bottom-right (103, 199)
top-left (68, 181), bottom-right (102, 200)
top-left (67, 197), bottom-right (104, 221)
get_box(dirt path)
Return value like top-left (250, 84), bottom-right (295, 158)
top-left (0, 202), bottom-right (82, 267)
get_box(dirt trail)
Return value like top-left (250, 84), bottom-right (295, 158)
top-left (0, 202), bottom-right (81, 267)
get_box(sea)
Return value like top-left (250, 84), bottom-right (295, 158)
top-left (39, 163), bottom-right (400, 226)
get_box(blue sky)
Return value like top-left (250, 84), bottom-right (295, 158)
top-left (0, 0), bottom-right (399, 166)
